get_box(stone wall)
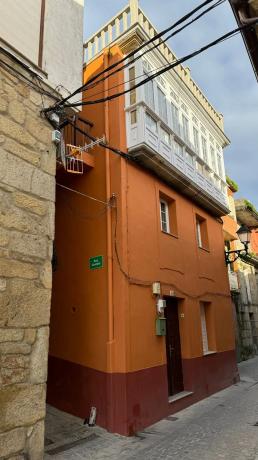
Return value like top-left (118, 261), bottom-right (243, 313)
top-left (0, 52), bottom-right (56, 459)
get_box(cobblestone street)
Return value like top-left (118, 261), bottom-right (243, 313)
top-left (45, 356), bottom-right (258, 460)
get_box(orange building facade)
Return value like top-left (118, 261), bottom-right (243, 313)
top-left (47, 2), bottom-right (238, 435)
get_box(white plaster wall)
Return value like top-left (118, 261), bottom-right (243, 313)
top-left (43, 0), bottom-right (84, 96)
top-left (0, 0), bottom-right (41, 64)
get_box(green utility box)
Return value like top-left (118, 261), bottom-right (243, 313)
top-left (156, 317), bottom-right (166, 336)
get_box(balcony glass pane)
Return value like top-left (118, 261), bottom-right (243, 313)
top-left (144, 71), bottom-right (154, 109)
top-left (201, 136), bottom-right (208, 163)
top-left (146, 113), bottom-right (157, 133)
top-left (171, 102), bottom-right (180, 135)
top-left (157, 87), bottom-right (167, 123)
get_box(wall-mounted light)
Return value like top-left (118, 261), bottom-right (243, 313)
top-left (225, 224), bottom-right (251, 265)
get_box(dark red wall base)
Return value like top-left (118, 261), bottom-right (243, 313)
top-left (47, 350), bottom-right (239, 436)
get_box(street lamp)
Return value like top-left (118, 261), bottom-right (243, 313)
top-left (225, 224), bottom-right (251, 265)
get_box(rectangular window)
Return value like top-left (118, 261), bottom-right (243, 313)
top-left (171, 102), bottom-right (180, 134)
top-left (159, 195), bottom-right (178, 235)
top-left (160, 126), bottom-right (170, 145)
top-left (200, 302), bottom-right (216, 354)
top-left (130, 110), bottom-right (137, 124)
top-left (201, 136), bottom-right (208, 163)
top-left (146, 113), bottom-right (157, 133)
top-left (160, 199), bottom-right (170, 233)
top-left (193, 127), bottom-right (199, 153)
top-left (182, 115), bottom-right (189, 142)
top-left (210, 146), bottom-right (217, 172)
top-left (196, 215), bottom-right (209, 250)
top-left (144, 71), bottom-right (155, 109)
top-left (157, 87), bottom-right (168, 123)
top-left (217, 153), bottom-right (223, 177)
top-left (129, 67), bottom-right (136, 105)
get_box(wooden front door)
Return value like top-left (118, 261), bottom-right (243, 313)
top-left (165, 298), bottom-right (184, 396)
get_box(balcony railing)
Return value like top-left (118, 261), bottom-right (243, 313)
top-left (83, 0), bottom-right (225, 130)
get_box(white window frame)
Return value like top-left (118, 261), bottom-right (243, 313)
top-left (160, 199), bottom-right (170, 233)
top-left (196, 218), bottom-right (202, 248)
top-left (200, 302), bottom-right (209, 354)
top-left (144, 70), bottom-right (155, 109)
top-left (182, 114), bottom-right (189, 143)
top-left (145, 113), bottom-right (157, 134)
top-left (157, 87), bottom-right (168, 123)
top-left (201, 136), bottom-right (208, 163)
top-left (193, 126), bottom-right (199, 153)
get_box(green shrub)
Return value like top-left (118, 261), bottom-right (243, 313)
top-left (226, 175), bottom-right (239, 192)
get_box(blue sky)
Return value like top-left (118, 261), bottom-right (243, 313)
top-left (84, 0), bottom-right (258, 207)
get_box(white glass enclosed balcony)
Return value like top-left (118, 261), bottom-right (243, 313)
top-left (125, 59), bottom-right (229, 217)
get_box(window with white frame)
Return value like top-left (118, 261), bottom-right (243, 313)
top-left (217, 153), bottom-right (223, 178)
top-left (157, 87), bottom-right (168, 123)
top-left (200, 302), bottom-right (209, 354)
top-left (130, 110), bottom-right (137, 125)
top-left (193, 126), bottom-right (199, 153)
top-left (160, 199), bottom-right (170, 233)
top-left (144, 71), bottom-right (155, 109)
top-left (171, 102), bottom-right (180, 134)
top-left (145, 113), bottom-right (157, 133)
top-left (201, 136), bottom-right (208, 163)
top-left (196, 218), bottom-right (202, 248)
top-left (160, 126), bottom-right (170, 144)
top-left (182, 115), bottom-right (189, 143)
top-left (210, 145), bottom-right (217, 173)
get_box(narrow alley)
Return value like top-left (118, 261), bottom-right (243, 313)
top-left (45, 357), bottom-right (258, 460)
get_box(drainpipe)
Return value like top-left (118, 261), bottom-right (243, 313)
top-left (104, 51), bottom-right (115, 430)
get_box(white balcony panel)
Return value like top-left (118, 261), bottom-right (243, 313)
top-left (205, 178), bottom-right (214, 196)
top-left (160, 141), bottom-right (172, 162)
top-left (173, 152), bottom-right (185, 174)
top-left (196, 171), bottom-right (206, 189)
top-left (185, 162), bottom-right (196, 181)
top-left (126, 104), bottom-right (229, 217)
top-left (145, 127), bottom-right (159, 152)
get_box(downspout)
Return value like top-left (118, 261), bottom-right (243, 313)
top-left (104, 51), bottom-right (115, 430)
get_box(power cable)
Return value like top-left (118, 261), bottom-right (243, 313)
top-left (64, 119), bottom-right (131, 160)
top-left (56, 183), bottom-right (109, 205)
top-left (68, 0), bottom-right (225, 106)
top-left (43, 0), bottom-right (219, 112)
top-left (0, 59), bottom-right (60, 101)
top-left (85, 0), bottom-right (225, 95)
top-left (63, 21), bottom-right (257, 108)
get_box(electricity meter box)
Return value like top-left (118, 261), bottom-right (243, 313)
top-left (156, 317), bottom-right (166, 336)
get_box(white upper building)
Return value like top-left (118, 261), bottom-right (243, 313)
top-left (84, 0), bottom-right (230, 216)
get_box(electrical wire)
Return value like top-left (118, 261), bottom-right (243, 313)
top-left (64, 119), bottom-right (131, 160)
top-left (44, 0), bottom-right (219, 112)
top-left (113, 196), bottom-right (231, 298)
top-left (69, 0), bottom-right (225, 106)
top-left (73, 0), bottom-right (225, 103)
top-left (56, 183), bottom-right (109, 205)
top-left (63, 21), bottom-right (256, 108)
top-left (0, 58), bottom-right (60, 101)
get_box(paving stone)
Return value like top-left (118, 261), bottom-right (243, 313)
top-left (44, 357), bottom-right (258, 460)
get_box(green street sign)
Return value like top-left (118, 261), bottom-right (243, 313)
top-left (89, 255), bottom-right (104, 270)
